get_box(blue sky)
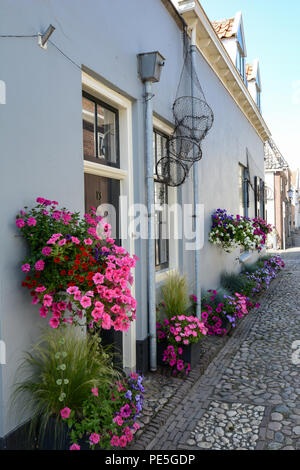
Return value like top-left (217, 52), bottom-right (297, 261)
top-left (194, 1), bottom-right (300, 170)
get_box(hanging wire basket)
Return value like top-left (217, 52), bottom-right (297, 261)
top-left (168, 135), bottom-right (202, 162)
top-left (155, 156), bottom-right (187, 187)
top-left (173, 96), bottom-right (214, 142)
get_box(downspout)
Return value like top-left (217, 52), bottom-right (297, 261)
top-left (190, 22), bottom-right (201, 319)
top-left (145, 80), bottom-right (157, 371)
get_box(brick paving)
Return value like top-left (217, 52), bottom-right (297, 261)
top-left (131, 248), bottom-right (300, 450)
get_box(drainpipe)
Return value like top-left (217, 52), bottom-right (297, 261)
top-left (190, 23), bottom-right (201, 319)
top-left (138, 51), bottom-right (165, 372)
top-left (145, 80), bottom-right (157, 371)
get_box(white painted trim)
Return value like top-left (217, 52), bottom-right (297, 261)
top-left (153, 116), bottom-right (174, 135)
top-left (83, 160), bottom-right (127, 180)
top-left (82, 71), bottom-right (136, 372)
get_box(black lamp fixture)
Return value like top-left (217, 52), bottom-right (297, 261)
top-left (137, 51), bottom-right (165, 83)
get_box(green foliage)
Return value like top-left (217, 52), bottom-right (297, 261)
top-left (12, 327), bottom-right (118, 448)
top-left (242, 262), bottom-right (260, 273)
top-left (67, 374), bottom-right (143, 450)
top-left (159, 271), bottom-right (189, 319)
top-left (220, 271), bottom-right (255, 297)
top-left (201, 287), bottom-right (231, 308)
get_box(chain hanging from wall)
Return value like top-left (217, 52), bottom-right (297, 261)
top-left (155, 33), bottom-right (214, 187)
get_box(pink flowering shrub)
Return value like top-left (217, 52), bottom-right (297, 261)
top-left (190, 290), bottom-right (258, 336)
top-left (65, 373), bottom-right (143, 450)
top-left (156, 315), bottom-right (207, 374)
top-left (16, 198), bottom-right (137, 332)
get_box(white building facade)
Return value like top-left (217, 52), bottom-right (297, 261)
top-left (0, 0), bottom-right (270, 444)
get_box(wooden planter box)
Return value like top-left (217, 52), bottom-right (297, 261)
top-left (157, 339), bottom-right (203, 368)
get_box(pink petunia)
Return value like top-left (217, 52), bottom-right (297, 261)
top-left (66, 286), bottom-right (79, 295)
top-left (80, 295), bottom-right (92, 309)
top-left (27, 217), bottom-right (37, 226)
top-left (16, 218), bottom-right (25, 228)
top-left (43, 294), bottom-right (53, 307)
top-left (60, 407), bottom-right (71, 419)
top-left (69, 443), bottom-right (80, 450)
top-left (42, 246), bottom-right (52, 256)
top-left (35, 260), bottom-right (45, 271)
top-left (89, 433), bottom-right (100, 445)
top-left (91, 387), bottom-right (98, 397)
top-left (49, 317), bottom-right (59, 328)
top-left (111, 435), bottom-right (120, 447)
top-left (84, 238), bottom-right (93, 245)
top-left (21, 263), bottom-right (31, 272)
top-left (92, 273), bottom-right (104, 285)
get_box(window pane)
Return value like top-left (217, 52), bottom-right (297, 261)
top-left (82, 96), bottom-right (95, 159)
top-left (97, 104), bottom-right (117, 164)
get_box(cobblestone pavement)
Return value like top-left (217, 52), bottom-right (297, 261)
top-left (132, 248), bottom-right (300, 450)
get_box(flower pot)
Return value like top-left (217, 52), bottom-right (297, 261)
top-left (35, 417), bottom-right (90, 450)
top-left (157, 340), bottom-right (203, 368)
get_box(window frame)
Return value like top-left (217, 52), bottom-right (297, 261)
top-left (153, 128), bottom-right (169, 272)
top-left (82, 90), bottom-right (120, 169)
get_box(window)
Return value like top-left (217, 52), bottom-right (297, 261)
top-left (153, 129), bottom-right (169, 271)
top-left (254, 176), bottom-right (265, 219)
top-left (256, 87), bottom-right (261, 112)
top-left (236, 45), bottom-right (246, 83)
top-left (239, 164), bottom-right (249, 217)
top-left (82, 92), bottom-right (119, 167)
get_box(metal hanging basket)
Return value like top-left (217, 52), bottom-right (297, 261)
top-left (155, 156), bottom-right (187, 187)
top-left (168, 135), bottom-right (202, 162)
top-left (173, 96), bottom-right (214, 142)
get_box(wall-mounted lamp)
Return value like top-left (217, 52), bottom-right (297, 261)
top-left (38, 24), bottom-right (56, 50)
top-left (137, 51), bottom-right (165, 83)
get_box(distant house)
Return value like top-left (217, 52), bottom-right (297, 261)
top-left (0, 0), bottom-right (271, 445)
top-left (264, 139), bottom-right (292, 249)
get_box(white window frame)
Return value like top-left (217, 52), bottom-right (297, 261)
top-left (153, 117), bottom-right (179, 284)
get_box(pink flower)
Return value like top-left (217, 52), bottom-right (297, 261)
top-left (35, 260), bottom-right (45, 271)
top-left (175, 336), bottom-right (181, 342)
top-left (71, 237), bottom-right (80, 244)
top-left (42, 246), bottom-right (52, 256)
top-left (35, 286), bottom-right (46, 293)
top-left (43, 294), bottom-right (53, 307)
top-left (58, 238), bottom-right (66, 246)
top-left (101, 313), bottom-right (112, 330)
top-left (119, 435), bottom-right (127, 447)
top-left (111, 435), bottom-right (120, 447)
top-left (89, 433), bottom-right (100, 445)
top-left (80, 295), bottom-right (92, 309)
top-left (66, 286), bottom-right (79, 295)
top-left (92, 273), bottom-right (104, 285)
top-left (21, 263), bottom-right (31, 272)
top-left (69, 443), bottom-right (80, 450)
top-left (32, 295), bottom-right (39, 305)
top-left (113, 415), bottom-right (123, 426)
top-left (27, 217), bottom-right (37, 226)
top-left (84, 238), bottom-right (93, 245)
top-left (91, 387), bottom-right (98, 397)
top-left (60, 407), bottom-right (71, 419)
top-left (16, 219), bottom-right (25, 228)
top-left (49, 317), bottom-right (59, 328)
top-left (39, 306), bottom-right (48, 318)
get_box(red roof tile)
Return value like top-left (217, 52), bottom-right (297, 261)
top-left (211, 18), bottom-right (235, 39)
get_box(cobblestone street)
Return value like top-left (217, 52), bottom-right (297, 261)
top-left (132, 248), bottom-right (300, 450)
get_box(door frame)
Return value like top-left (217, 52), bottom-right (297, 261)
top-left (82, 71), bottom-right (136, 373)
